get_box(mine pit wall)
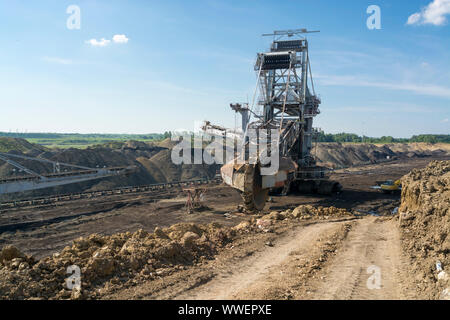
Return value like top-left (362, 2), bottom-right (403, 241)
top-left (314, 142), bottom-right (450, 169)
top-left (1, 138), bottom-right (448, 200)
top-left (399, 161), bottom-right (450, 300)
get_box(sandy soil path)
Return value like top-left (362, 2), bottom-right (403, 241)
top-left (172, 221), bottom-right (345, 300)
top-left (310, 217), bottom-right (409, 300)
top-left (105, 216), bottom-right (415, 300)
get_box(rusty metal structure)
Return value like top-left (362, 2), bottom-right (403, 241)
top-left (183, 187), bottom-right (207, 214)
top-left (213, 29), bottom-right (342, 211)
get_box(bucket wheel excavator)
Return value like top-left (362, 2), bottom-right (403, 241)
top-left (204, 29), bottom-right (342, 212)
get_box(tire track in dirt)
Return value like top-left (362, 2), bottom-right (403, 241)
top-left (0, 202), bottom-right (128, 233)
top-left (309, 217), bottom-right (410, 300)
top-left (172, 221), bottom-right (347, 300)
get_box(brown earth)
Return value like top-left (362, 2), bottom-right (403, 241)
top-left (1, 156), bottom-right (443, 259)
top-left (0, 207), bottom-right (356, 300)
top-left (398, 160), bottom-right (450, 300)
top-left (1, 156), bottom-right (449, 300)
top-left (0, 222), bottom-right (230, 300)
top-left (308, 217), bottom-right (410, 300)
top-left (0, 139), bottom-right (219, 200)
top-left (1, 138), bottom-right (449, 200)
top-left (313, 142), bottom-right (450, 169)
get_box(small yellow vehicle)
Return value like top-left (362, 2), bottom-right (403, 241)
top-left (380, 180), bottom-right (402, 194)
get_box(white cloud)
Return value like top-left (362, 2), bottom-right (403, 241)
top-left (407, 13), bottom-right (422, 25)
top-left (316, 73), bottom-right (450, 99)
top-left (42, 56), bottom-right (73, 65)
top-left (85, 38), bottom-right (111, 47)
top-left (112, 34), bottom-right (129, 44)
top-left (85, 35), bottom-right (129, 47)
top-left (407, 0), bottom-right (450, 26)
top-left (442, 118), bottom-right (449, 123)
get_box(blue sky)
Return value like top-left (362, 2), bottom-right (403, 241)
top-left (0, 0), bottom-right (449, 137)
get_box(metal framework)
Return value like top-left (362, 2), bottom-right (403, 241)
top-left (183, 187), bottom-right (206, 214)
top-left (202, 29), bottom-right (341, 210)
top-left (247, 29), bottom-right (321, 167)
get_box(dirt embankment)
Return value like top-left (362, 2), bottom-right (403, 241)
top-left (399, 160), bottom-right (450, 300)
top-left (0, 205), bottom-right (353, 300)
top-left (0, 223), bottom-right (229, 300)
top-left (1, 137), bottom-right (449, 199)
top-left (0, 137), bottom-right (47, 154)
top-left (0, 139), bottom-right (219, 200)
top-left (314, 143), bottom-right (450, 169)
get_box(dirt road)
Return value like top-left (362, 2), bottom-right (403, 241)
top-left (309, 217), bottom-right (409, 300)
top-left (174, 221), bottom-right (344, 300)
top-left (105, 215), bottom-right (415, 300)
top-left (177, 218), bottom-right (412, 300)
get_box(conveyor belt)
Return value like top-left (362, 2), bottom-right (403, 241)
top-left (0, 177), bottom-right (222, 210)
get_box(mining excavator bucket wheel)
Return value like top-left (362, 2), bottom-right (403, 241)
top-left (241, 164), bottom-right (268, 212)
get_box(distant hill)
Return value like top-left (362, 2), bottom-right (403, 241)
top-left (0, 137), bottom-right (47, 153)
top-left (313, 142), bottom-right (450, 169)
top-left (0, 138), bottom-right (219, 200)
top-left (0, 132), bottom-right (171, 149)
top-left (0, 136), bottom-right (449, 200)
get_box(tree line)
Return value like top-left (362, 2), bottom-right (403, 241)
top-left (316, 132), bottom-right (450, 144)
top-left (0, 131), bottom-right (448, 144)
top-left (0, 132), bottom-right (171, 141)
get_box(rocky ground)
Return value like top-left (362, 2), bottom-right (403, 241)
top-left (0, 155), bottom-right (449, 300)
top-left (0, 206), bottom-right (354, 300)
top-left (399, 160), bottom-right (450, 300)
top-left (1, 156), bottom-right (441, 259)
top-left (1, 138), bottom-right (449, 200)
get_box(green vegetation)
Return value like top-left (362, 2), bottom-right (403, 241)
top-left (0, 137), bottom-right (46, 153)
top-left (0, 132), bottom-right (171, 149)
top-left (0, 131), bottom-right (448, 150)
top-left (316, 132), bottom-right (450, 144)
top-left (409, 135), bottom-right (450, 144)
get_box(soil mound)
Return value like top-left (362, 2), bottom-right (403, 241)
top-left (399, 160), bottom-right (450, 299)
top-left (263, 205), bottom-right (353, 221)
top-left (0, 139), bottom-right (218, 200)
top-left (0, 204), bottom-right (353, 300)
top-left (0, 137), bottom-right (47, 154)
top-left (314, 143), bottom-right (448, 169)
top-left (0, 222), bottom-right (229, 300)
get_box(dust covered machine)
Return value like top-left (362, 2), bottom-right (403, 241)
top-left (204, 29), bottom-right (342, 211)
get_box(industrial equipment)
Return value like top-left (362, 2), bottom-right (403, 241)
top-left (183, 187), bottom-right (207, 214)
top-left (380, 180), bottom-right (402, 194)
top-left (373, 180), bottom-right (402, 194)
top-left (209, 29), bottom-right (342, 211)
top-left (0, 152), bottom-right (136, 195)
